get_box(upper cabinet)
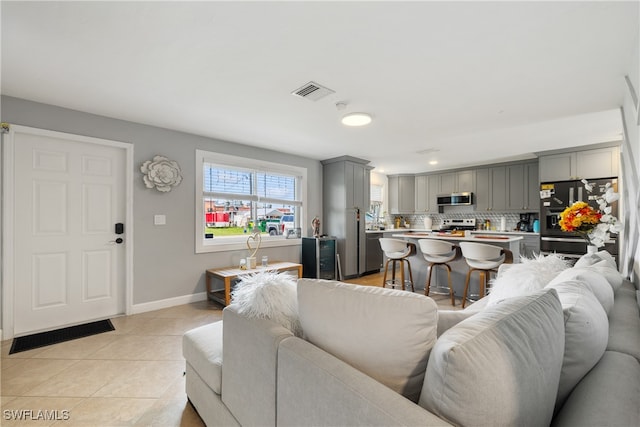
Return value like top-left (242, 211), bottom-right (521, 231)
top-left (345, 161), bottom-right (370, 210)
top-left (539, 146), bottom-right (619, 182)
top-left (388, 175), bottom-right (415, 214)
top-left (506, 162), bottom-right (539, 211)
top-left (323, 156), bottom-right (371, 211)
top-left (414, 175), bottom-right (438, 213)
top-left (438, 170), bottom-right (475, 194)
top-left (475, 166), bottom-right (507, 211)
top-left (389, 160), bottom-right (539, 214)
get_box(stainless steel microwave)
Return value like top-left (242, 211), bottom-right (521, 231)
top-left (437, 192), bottom-right (474, 206)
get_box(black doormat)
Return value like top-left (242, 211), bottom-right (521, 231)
top-left (9, 319), bottom-right (115, 354)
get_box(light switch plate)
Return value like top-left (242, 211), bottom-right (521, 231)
top-left (154, 214), bottom-right (166, 225)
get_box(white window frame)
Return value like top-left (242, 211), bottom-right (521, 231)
top-left (195, 150), bottom-right (306, 253)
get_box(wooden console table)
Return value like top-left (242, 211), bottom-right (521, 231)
top-left (206, 261), bottom-right (303, 306)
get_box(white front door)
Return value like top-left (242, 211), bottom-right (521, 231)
top-left (7, 126), bottom-right (129, 336)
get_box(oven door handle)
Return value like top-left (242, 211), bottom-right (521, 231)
top-left (541, 236), bottom-right (616, 244)
top-left (541, 236), bottom-right (583, 243)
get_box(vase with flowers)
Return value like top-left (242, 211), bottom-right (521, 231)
top-left (558, 179), bottom-right (622, 252)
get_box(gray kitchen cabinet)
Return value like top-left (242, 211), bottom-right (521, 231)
top-left (438, 170), bottom-right (474, 194)
top-left (457, 170), bottom-right (475, 192)
top-left (520, 234), bottom-right (541, 258)
top-left (322, 156), bottom-right (372, 278)
top-left (507, 164), bottom-right (526, 211)
top-left (475, 166), bottom-right (506, 211)
top-left (414, 174), bottom-right (437, 213)
top-left (346, 161), bottom-right (370, 211)
top-left (506, 162), bottom-right (539, 211)
top-left (576, 147), bottom-right (619, 180)
top-left (388, 175), bottom-right (415, 214)
top-left (526, 162), bottom-right (540, 211)
top-left (491, 167), bottom-right (507, 211)
top-left (475, 168), bottom-right (490, 211)
top-left (388, 176), bottom-right (399, 213)
top-left (439, 172), bottom-right (456, 194)
top-left (539, 146), bottom-right (619, 182)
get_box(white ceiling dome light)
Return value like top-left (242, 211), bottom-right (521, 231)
top-left (341, 112), bottom-right (372, 127)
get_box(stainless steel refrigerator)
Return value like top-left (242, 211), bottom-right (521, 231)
top-left (539, 177), bottom-right (618, 260)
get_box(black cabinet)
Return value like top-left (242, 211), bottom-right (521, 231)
top-left (302, 237), bottom-right (337, 280)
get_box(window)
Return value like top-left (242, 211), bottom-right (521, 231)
top-left (196, 150), bottom-right (306, 253)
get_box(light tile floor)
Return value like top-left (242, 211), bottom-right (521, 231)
top-left (0, 272), bottom-right (459, 426)
top-left (1, 300), bottom-right (221, 426)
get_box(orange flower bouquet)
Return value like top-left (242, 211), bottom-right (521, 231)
top-left (559, 201), bottom-right (602, 235)
top-left (559, 179), bottom-right (621, 248)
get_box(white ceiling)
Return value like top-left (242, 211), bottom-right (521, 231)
top-left (2, 1), bottom-right (638, 174)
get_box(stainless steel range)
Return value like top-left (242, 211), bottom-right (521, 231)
top-left (439, 218), bottom-right (476, 231)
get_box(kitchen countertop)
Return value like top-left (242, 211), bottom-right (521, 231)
top-left (367, 228), bottom-right (537, 236)
top-left (391, 231), bottom-right (524, 243)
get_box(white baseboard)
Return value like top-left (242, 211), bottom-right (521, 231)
top-left (130, 292), bottom-right (208, 315)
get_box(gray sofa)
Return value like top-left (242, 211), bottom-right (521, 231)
top-left (183, 251), bottom-right (640, 426)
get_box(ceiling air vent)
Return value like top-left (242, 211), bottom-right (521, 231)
top-left (291, 81), bottom-right (335, 101)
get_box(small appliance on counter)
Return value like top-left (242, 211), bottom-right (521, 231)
top-left (516, 213), bottom-right (534, 232)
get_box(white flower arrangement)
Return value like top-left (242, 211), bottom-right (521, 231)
top-left (581, 179), bottom-right (622, 248)
top-left (140, 156), bottom-right (182, 192)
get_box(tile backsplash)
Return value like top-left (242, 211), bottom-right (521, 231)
top-left (384, 212), bottom-right (538, 231)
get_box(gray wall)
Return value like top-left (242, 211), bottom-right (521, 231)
top-left (620, 30), bottom-right (640, 281)
top-left (0, 96), bottom-right (323, 308)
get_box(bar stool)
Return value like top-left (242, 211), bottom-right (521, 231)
top-left (379, 238), bottom-right (416, 291)
top-left (459, 242), bottom-right (511, 308)
top-left (418, 239), bottom-right (460, 306)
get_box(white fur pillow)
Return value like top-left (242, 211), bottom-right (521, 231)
top-left (231, 271), bottom-right (302, 336)
top-left (488, 253), bottom-right (570, 305)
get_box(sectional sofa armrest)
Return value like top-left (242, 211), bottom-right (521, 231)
top-left (437, 310), bottom-right (477, 336)
top-left (221, 305), bottom-right (293, 427)
top-left (277, 337), bottom-right (452, 427)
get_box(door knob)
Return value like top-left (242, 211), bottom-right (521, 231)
top-left (109, 238), bottom-right (124, 244)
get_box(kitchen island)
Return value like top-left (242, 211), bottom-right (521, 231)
top-left (390, 232), bottom-right (523, 304)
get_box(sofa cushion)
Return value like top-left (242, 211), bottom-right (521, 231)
top-left (607, 284), bottom-right (640, 361)
top-left (574, 250), bottom-right (617, 269)
top-left (552, 351), bottom-right (640, 427)
top-left (297, 279), bottom-right (438, 403)
top-left (487, 253), bottom-right (569, 305)
top-left (182, 321), bottom-right (223, 394)
top-left (419, 289), bottom-right (565, 427)
top-left (545, 280), bottom-right (609, 410)
top-left (574, 251), bottom-right (623, 291)
top-left (230, 270), bottom-right (302, 336)
top-left (548, 267), bottom-right (614, 314)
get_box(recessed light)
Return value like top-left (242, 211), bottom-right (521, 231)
top-left (429, 160), bottom-right (438, 165)
top-left (341, 112), bottom-right (372, 127)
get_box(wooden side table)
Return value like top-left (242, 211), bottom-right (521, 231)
top-left (205, 261), bottom-right (303, 306)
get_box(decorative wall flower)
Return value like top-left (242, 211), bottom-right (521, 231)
top-left (559, 179), bottom-right (621, 248)
top-left (140, 156), bottom-right (182, 192)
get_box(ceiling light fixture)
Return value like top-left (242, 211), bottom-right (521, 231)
top-left (341, 112), bottom-right (372, 127)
